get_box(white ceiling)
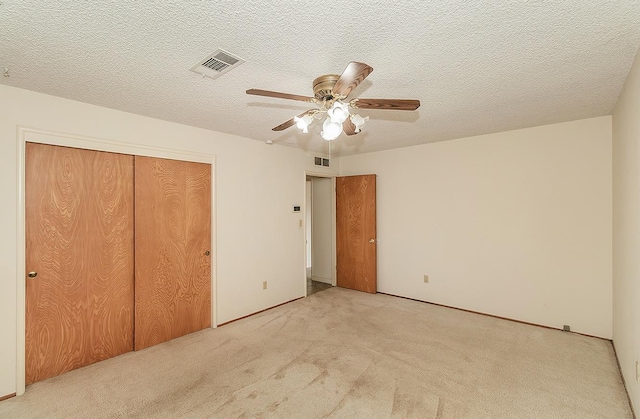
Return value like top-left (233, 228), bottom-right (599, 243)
top-left (2, 1), bottom-right (640, 156)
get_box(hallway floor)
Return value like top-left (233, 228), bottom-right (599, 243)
top-left (306, 267), bottom-right (332, 296)
top-left (307, 278), bottom-right (332, 296)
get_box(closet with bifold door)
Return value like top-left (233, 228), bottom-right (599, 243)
top-left (25, 143), bottom-right (212, 385)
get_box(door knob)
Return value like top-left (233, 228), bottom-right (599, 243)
top-left (204, 250), bottom-right (210, 256)
top-left (28, 271), bottom-right (38, 278)
top-left (369, 239), bottom-right (376, 244)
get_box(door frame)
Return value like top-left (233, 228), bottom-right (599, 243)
top-left (305, 180), bottom-right (312, 276)
top-left (303, 171), bottom-right (336, 296)
top-left (16, 126), bottom-right (217, 396)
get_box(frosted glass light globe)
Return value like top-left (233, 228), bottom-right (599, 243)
top-left (294, 114), bottom-right (313, 133)
top-left (350, 114), bottom-right (369, 133)
top-left (328, 101), bottom-right (350, 124)
top-left (321, 117), bottom-right (342, 141)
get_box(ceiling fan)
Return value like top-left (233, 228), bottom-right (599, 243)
top-left (246, 62), bottom-right (420, 142)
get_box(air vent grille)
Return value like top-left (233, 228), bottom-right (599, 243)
top-left (314, 157), bottom-right (330, 167)
top-left (190, 49), bottom-right (245, 80)
top-left (202, 57), bottom-right (230, 72)
top-left (213, 51), bottom-right (239, 65)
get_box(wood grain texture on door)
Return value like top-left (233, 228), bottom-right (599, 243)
top-left (25, 143), bottom-right (134, 384)
top-left (134, 156), bottom-right (211, 351)
top-left (336, 175), bottom-right (377, 293)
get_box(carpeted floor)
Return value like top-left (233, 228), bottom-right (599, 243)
top-left (0, 288), bottom-right (632, 418)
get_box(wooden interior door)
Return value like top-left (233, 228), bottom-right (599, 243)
top-left (25, 143), bottom-right (134, 384)
top-left (134, 156), bottom-right (211, 350)
top-left (336, 174), bottom-right (377, 293)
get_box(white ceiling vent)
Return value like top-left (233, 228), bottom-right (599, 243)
top-left (190, 49), bottom-right (245, 80)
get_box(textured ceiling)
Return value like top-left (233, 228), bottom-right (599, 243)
top-left (2, 1), bottom-right (640, 156)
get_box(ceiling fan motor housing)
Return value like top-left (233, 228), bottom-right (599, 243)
top-left (313, 74), bottom-right (340, 101)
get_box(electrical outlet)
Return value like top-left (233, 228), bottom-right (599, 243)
top-left (423, 275), bottom-right (429, 284)
top-left (636, 361), bottom-right (639, 383)
top-left (563, 325), bottom-right (571, 332)
top-left (263, 281), bottom-right (268, 290)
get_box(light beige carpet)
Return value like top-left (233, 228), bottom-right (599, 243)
top-left (0, 288), bottom-right (632, 418)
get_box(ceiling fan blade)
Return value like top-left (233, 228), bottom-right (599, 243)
top-left (332, 62), bottom-right (374, 98)
top-left (353, 98), bottom-right (420, 111)
top-left (272, 110), bottom-right (316, 131)
top-left (247, 89), bottom-right (315, 103)
top-left (343, 118), bottom-right (358, 136)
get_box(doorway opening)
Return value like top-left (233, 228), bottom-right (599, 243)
top-left (305, 175), bottom-right (335, 296)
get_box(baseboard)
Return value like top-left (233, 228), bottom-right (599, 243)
top-left (311, 275), bottom-right (332, 284)
top-left (0, 392), bottom-right (16, 402)
top-left (612, 341), bottom-right (637, 419)
top-left (377, 292), bottom-right (610, 341)
top-left (217, 297), bottom-right (303, 327)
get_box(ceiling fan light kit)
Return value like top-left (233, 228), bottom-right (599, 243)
top-left (247, 62), bottom-right (420, 142)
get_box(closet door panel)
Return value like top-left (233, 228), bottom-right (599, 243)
top-left (134, 156), bottom-right (211, 350)
top-left (25, 143), bottom-right (134, 384)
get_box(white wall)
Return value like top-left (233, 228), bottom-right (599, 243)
top-left (0, 84), bottom-right (338, 397)
top-left (613, 47), bottom-right (640, 414)
top-left (311, 177), bottom-right (333, 283)
top-left (339, 117), bottom-right (612, 338)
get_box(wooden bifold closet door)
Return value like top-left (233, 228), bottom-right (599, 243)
top-left (26, 144), bottom-right (212, 384)
top-left (25, 143), bottom-right (135, 384)
top-left (134, 156), bottom-right (212, 351)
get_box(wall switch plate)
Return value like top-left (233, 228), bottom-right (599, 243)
top-left (563, 325), bottom-right (571, 332)
top-left (423, 275), bottom-right (429, 283)
top-left (263, 281), bottom-right (268, 290)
